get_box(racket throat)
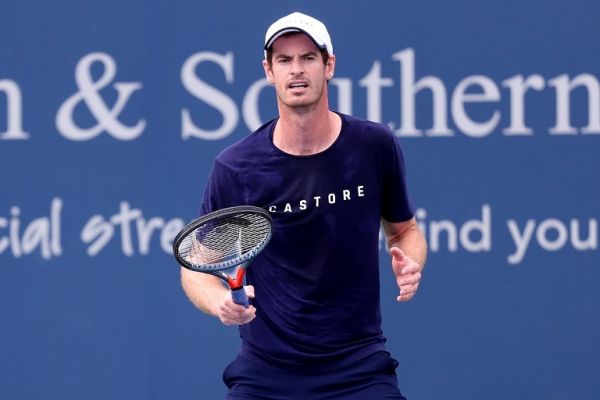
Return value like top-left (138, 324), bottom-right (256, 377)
top-left (227, 268), bottom-right (246, 290)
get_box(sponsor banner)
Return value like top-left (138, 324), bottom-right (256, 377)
top-left (1, 1), bottom-right (599, 399)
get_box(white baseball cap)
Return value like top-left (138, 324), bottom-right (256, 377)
top-left (264, 12), bottom-right (334, 58)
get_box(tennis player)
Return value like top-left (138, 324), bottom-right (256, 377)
top-left (181, 12), bottom-right (427, 399)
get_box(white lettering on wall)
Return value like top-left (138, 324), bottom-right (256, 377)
top-left (1, 48), bottom-right (598, 141)
top-left (501, 74), bottom-right (545, 135)
top-left (56, 52), bottom-right (146, 141)
top-left (0, 198), bottom-right (62, 259)
top-left (181, 51), bottom-right (239, 140)
top-left (548, 73), bottom-right (600, 135)
top-left (393, 48), bottom-right (453, 137)
top-left (80, 201), bottom-right (185, 256)
top-left (242, 78), bottom-right (272, 132)
top-left (359, 61), bottom-right (394, 123)
top-left (0, 79), bottom-right (30, 140)
top-left (451, 76), bottom-right (501, 137)
top-left (2, 201), bottom-right (596, 264)
top-left (330, 78), bottom-right (353, 116)
top-left (507, 217), bottom-right (598, 264)
top-left (415, 205), bottom-right (491, 253)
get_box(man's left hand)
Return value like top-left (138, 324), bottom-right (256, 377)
top-left (390, 247), bottom-right (422, 302)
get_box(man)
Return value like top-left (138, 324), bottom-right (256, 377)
top-left (181, 12), bottom-right (427, 399)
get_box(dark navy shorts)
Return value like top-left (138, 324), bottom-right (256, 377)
top-left (222, 351), bottom-right (407, 400)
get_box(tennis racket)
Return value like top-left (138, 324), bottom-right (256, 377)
top-left (173, 205), bottom-right (273, 308)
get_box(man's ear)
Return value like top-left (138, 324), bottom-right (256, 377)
top-left (325, 54), bottom-right (336, 81)
top-left (263, 59), bottom-right (275, 84)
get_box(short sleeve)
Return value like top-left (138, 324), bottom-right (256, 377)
top-left (380, 135), bottom-right (414, 222)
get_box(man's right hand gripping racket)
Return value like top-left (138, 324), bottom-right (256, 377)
top-left (173, 206), bottom-right (273, 308)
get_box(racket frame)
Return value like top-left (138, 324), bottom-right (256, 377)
top-left (173, 205), bottom-right (273, 307)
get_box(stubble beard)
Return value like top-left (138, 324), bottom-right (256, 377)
top-left (277, 82), bottom-right (326, 115)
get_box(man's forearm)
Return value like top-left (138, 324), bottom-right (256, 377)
top-left (180, 267), bottom-right (227, 316)
top-left (383, 217), bottom-right (428, 270)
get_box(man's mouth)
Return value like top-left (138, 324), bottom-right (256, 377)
top-left (289, 82), bottom-right (308, 89)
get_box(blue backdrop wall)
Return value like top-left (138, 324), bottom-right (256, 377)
top-left (1, 1), bottom-right (599, 399)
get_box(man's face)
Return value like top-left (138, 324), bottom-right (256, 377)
top-left (263, 33), bottom-right (335, 111)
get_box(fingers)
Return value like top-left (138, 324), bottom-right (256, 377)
top-left (218, 303), bottom-right (256, 326)
top-left (216, 288), bottom-right (257, 326)
top-left (400, 262), bottom-right (420, 276)
top-left (391, 248), bottom-right (422, 302)
top-left (390, 247), bottom-right (406, 262)
top-left (390, 247), bottom-right (408, 276)
top-left (391, 247), bottom-right (419, 276)
top-left (396, 270), bottom-right (421, 299)
top-left (397, 283), bottom-right (419, 302)
top-left (398, 267), bottom-right (421, 285)
top-left (244, 285), bottom-right (255, 299)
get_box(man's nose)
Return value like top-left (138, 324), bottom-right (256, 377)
top-left (290, 58), bottom-right (304, 75)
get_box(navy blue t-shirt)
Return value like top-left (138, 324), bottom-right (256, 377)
top-left (201, 113), bottom-right (414, 369)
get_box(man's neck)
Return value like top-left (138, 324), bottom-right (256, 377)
top-left (273, 108), bottom-right (341, 156)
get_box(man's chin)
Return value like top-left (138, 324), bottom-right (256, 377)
top-left (281, 96), bottom-right (319, 110)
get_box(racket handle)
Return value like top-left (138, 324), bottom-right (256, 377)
top-left (231, 286), bottom-right (249, 308)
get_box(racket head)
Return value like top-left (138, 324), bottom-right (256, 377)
top-left (173, 205), bottom-right (273, 274)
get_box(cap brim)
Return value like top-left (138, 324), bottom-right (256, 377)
top-left (264, 27), bottom-right (327, 52)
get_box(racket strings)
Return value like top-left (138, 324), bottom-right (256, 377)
top-left (178, 213), bottom-right (271, 269)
